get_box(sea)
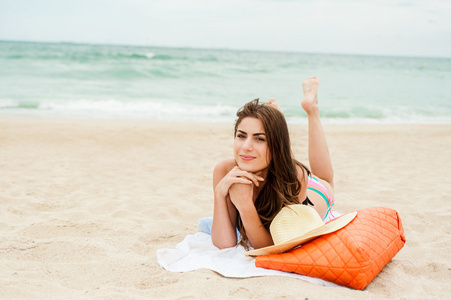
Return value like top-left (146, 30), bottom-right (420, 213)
top-left (1, 41), bottom-right (450, 124)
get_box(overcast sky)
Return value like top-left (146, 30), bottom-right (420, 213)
top-left (0, 0), bottom-right (450, 57)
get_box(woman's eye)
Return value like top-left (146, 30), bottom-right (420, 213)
top-left (237, 134), bottom-right (245, 139)
top-left (256, 137), bottom-right (266, 142)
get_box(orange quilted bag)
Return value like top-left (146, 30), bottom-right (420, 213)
top-left (255, 207), bottom-right (405, 290)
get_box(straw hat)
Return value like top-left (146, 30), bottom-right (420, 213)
top-left (246, 204), bottom-right (357, 256)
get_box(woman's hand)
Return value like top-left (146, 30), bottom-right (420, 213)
top-left (264, 98), bottom-right (281, 111)
top-left (214, 166), bottom-right (263, 199)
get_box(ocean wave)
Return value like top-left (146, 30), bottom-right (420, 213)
top-left (1, 98), bottom-right (450, 124)
top-left (0, 42), bottom-right (220, 65)
top-left (0, 99), bottom-right (238, 122)
top-left (0, 99), bottom-right (17, 108)
top-left (284, 104), bottom-right (451, 124)
top-left (3, 51), bottom-right (198, 65)
top-left (150, 54), bottom-right (174, 61)
top-left (115, 53), bottom-right (151, 60)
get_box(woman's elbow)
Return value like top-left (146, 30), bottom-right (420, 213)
top-left (212, 237), bottom-right (237, 249)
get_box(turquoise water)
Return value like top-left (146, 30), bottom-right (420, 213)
top-left (1, 41), bottom-right (450, 123)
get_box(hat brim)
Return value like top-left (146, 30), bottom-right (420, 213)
top-left (246, 211), bottom-right (357, 256)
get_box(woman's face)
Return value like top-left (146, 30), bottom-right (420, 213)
top-left (234, 117), bottom-right (271, 173)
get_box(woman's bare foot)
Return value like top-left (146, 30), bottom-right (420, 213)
top-left (301, 76), bottom-right (319, 115)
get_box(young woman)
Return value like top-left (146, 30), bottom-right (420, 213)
top-left (211, 76), bottom-right (336, 250)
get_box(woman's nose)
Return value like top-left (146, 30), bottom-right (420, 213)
top-left (242, 138), bottom-right (253, 151)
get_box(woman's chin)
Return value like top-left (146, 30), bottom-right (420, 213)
top-left (236, 163), bottom-right (254, 172)
top-left (237, 163), bottom-right (264, 173)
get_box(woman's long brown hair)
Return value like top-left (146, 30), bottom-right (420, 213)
top-left (234, 99), bottom-right (311, 250)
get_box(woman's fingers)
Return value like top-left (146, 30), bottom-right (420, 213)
top-left (230, 167), bottom-right (264, 186)
top-left (216, 167), bottom-right (265, 199)
top-left (232, 170), bottom-right (257, 185)
top-left (264, 98), bottom-right (281, 111)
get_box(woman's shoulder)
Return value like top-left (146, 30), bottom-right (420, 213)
top-left (214, 158), bottom-right (236, 173)
top-left (295, 163), bottom-right (309, 185)
top-left (213, 158), bottom-right (237, 187)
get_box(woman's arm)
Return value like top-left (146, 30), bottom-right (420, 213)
top-left (229, 182), bottom-right (274, 249)
top-left (211, 160), bottom-right (238, 249)
top-left (297, 164), bottom-right (309, 201)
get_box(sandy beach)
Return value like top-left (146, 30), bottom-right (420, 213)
top-left (1, 116), bottom-right (450, 299)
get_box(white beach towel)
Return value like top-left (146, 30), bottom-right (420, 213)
top-left (156, 219), bottom-right (339, 287)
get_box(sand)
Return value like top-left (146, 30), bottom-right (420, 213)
top-left (0, 116), bottom-right (450, 299)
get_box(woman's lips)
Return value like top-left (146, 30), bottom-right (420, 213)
top-left (240, 155), bottom-right (255, 161)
